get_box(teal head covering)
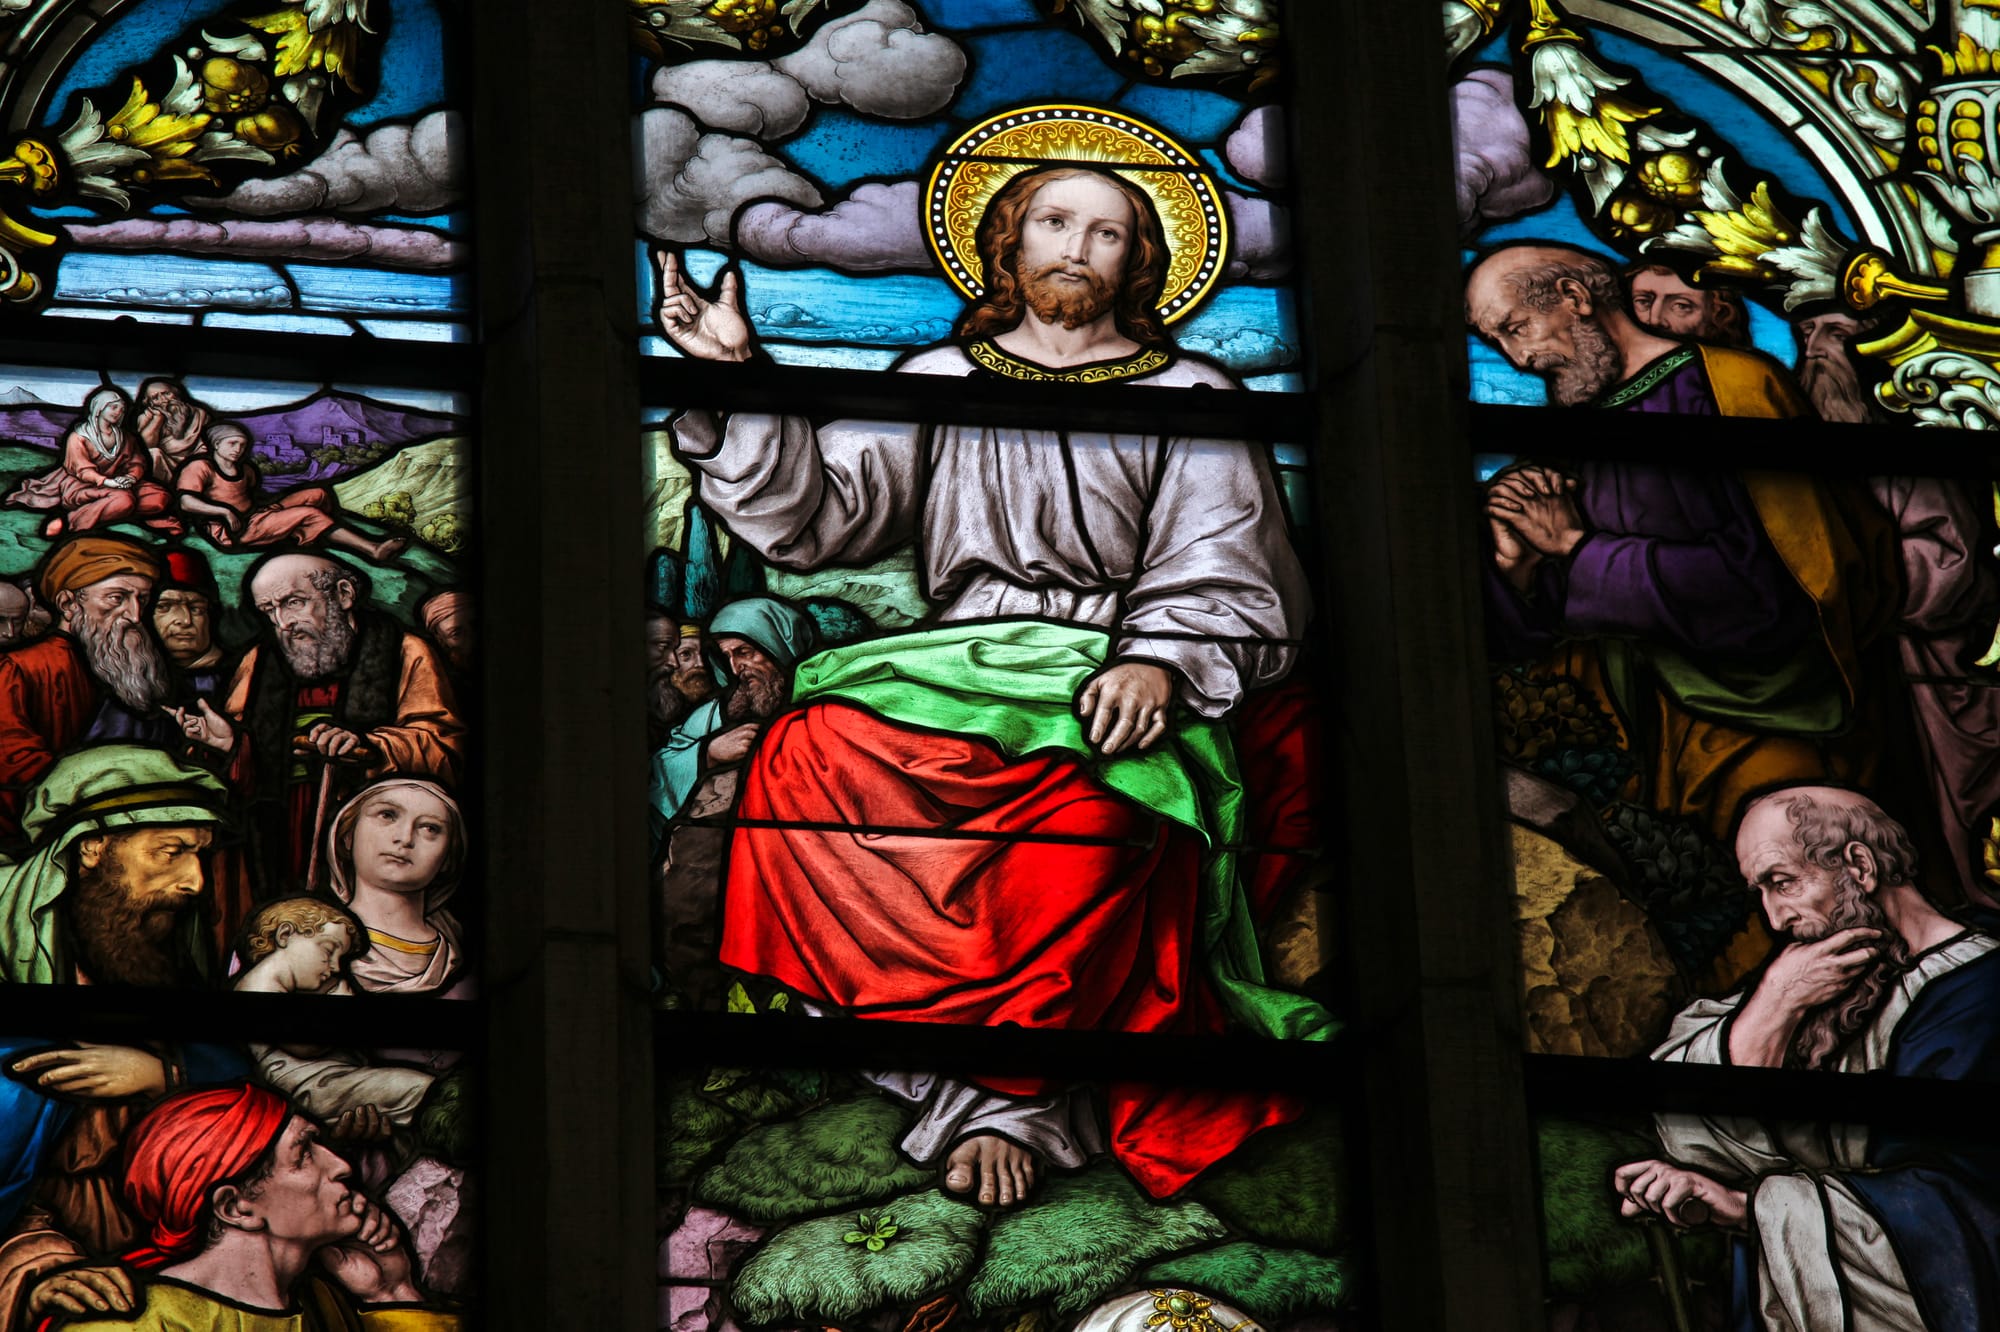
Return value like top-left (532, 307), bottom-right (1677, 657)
top-left (705, 597), bottom-right (818, 680)
top-left (0, 746), bottom-right (230, 985)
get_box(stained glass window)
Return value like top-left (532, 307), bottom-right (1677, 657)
top-left (630, 0), bottom-right (1300, 389)
top-left (640, 3), bottom-right (1353, 1321)
top-left (0, 0), bottom-right (467, 340)
top-left (661, 1065), bottom-right (1352, 1329)
top-left (1454, 4), bottom-right (2000, 1326)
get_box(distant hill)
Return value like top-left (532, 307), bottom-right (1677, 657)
top-left (0, 389), bottom-right (460, 488)
top-left (0, 387), bottom-right (45, 405)
top-left (334, 436), bottom-right (469, 554)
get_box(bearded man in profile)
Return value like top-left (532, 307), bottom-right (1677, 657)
top-left (0, 536), bottom-right (181, 843)
top-left (1617, 787), bottom-right (2000, 1330)
top-left (654, 163), bottom-right (1323, 1205)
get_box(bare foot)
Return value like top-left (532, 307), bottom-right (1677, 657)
top-left (943, 1135), bottom-right (1037, 1207)
top-left (372, 537), bottom-right (408, 562)
top-left (40, 517), bottom-right (62, 538)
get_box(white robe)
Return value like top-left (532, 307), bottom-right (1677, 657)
top-left (670, 346), bottom-right (1310, 716)
top-left (1650, 931), bottom-right (2000, 1331)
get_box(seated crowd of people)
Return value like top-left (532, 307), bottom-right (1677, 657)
top-left (0, 377), bottom-right (474, 1327)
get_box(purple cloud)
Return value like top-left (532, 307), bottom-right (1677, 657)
top-left (736, 181), bottom-right (934, 272)
top-left (1224, 191), bottom-right (1289, 282)
top-left (1224, 106), bottom-right (1285, 190)
top-left (1453, 69), bottom-right (1555, 235)
top-left (64, 217), bottom-right (462, 269)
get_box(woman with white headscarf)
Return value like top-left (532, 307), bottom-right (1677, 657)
top-left (3, 386), bottom-right (182, 537)
top-left (325, 777), bottom-right (470, 996)
top-left (248, 777), bottom-right (474, 1293)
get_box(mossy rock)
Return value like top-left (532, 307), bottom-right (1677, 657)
top-left (730, 1188), bottom-right (985, 1324)
top-left (1143, 1241), bottom-right (1351, 1318)
top-left (1539, 1118), bottom-right (1726, 1298)
top-left (695, 1094), bottom-right (930, 1224)
top-left (661, 1082), bottom-right (744, 1192)
top-left (705, 1079), bottom-right (803, 1125)
top-left (964, 1163), bottom-right (1229, 1315)
top-left (1187, 1107), bottom-right (1345, 1251)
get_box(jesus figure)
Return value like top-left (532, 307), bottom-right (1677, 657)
top-left (656, 163), bottom-right (1327, 1205)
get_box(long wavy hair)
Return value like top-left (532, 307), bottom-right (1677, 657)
top-left (956, 166), bottom-right (1172, 347)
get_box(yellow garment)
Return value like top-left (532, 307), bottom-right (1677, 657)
top-left (1695, 343), bottom-right (1810, 419)
top-left (61, 1276), bottom-right (461, 1332)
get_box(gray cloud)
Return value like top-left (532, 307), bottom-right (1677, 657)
top-left (65, 218), bottom-right (462, 269)
top-left (1453, 69), bottom-right (1554, 235)
top-left (195, 110), bottom-right (463, 216)
top-left (636, 108), bottom-right (823, 245)
top-left (652, 60), bottom-right (810, 138)
top-left (1224, 105), bottom-right (1285, 190)
top-left (1224, 191), bottom-right (1289, 282)
top-left (736, 180), bottom-right (932, 272)
top-left (772, 0), bottom-right (965, 119)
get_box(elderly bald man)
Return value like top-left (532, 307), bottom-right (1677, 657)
top-left (175, 553), bottom-right (464, 906)
top-left (1619, 786), bottom-right (2000, 1331)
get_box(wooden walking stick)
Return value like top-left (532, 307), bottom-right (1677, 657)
top-left (303, 755), bottom-right (337, 891)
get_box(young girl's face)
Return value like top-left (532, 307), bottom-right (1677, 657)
top-left (277, 921), bottom-right (352, 991)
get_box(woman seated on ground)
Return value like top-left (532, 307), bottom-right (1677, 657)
top-left (5, 386), bottom-right (182, 537)
top-left (175, 421), bottom-right (407, 562)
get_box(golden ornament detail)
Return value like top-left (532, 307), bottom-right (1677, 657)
top-left (1146, 1290), bottom-right (1224, 1332)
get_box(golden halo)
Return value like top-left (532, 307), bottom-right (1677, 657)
top-left (925, 104), bottom-right (1230, 325)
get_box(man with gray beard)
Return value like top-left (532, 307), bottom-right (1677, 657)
top-left (1621, 786), bottom-right (2000, 1330)
top-left (173, 553), bottom-right (463, 907)
top-left (0, 535), bottom-right (176, 844)
top-left (1793, 310), bottom-right (1880, 425)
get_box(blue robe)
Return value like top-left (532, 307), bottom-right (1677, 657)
top-left (0, 1039), bottom-right (250, 1233)
top-left (1731, 927), bottom-right (2000, 1331)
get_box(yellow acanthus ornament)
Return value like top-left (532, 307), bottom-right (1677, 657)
top-left (244, 8), bottom-right (364, 90)
top-left (1523, 0), bottom-right (1659, 171)
top-left (104, 76), bottom-right (216, 185)
top-left (1687, 181), bottom-right (1799, 281)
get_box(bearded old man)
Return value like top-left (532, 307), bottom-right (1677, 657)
top-left (648, 597), bottom-right (814, 833)
top-left (0, 748), bottom-right (250, 1331)
top-left (655, 161), bottom-right (1325, 1204)
top-left (1617, 787), bottom-right (2000, 1330)
top-left (174, 554), bottom-right (463, 911)
top-left (50, 1084), bottom-right (457, 1331)
top-left (0, 536), bottom-right (184, 842)
top-left (1465, 246), bottom-right (1897, 843)
top-left (131, 379), bottom-right (209, 486)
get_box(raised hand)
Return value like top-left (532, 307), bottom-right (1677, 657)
top-left (1077, 662), bottom-right (1174, 756)
top-left (655, 249), bottom-right (753, 362)
top-left (169, 698), bottom-right (235, 753)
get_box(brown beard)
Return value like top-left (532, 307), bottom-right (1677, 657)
top-left (70, 606), bottom-right (170, 712)
top-left (724, 666), bottom-right (785, 723)
top-left (1786, 875), bottom-right (1911, 1069)
top-left (1798, 352), bottom-right (1874, 424)
top-left (672, 665), bottom-right (716, 705)
top-left (1022, 262), bottom-right (1118, 331)
top-left (1530, 317), bottom-right (1623, 407)
top-left (278, 601), bottom-right (357, 680)
top-left (62, 858), bottom-right (195, 987)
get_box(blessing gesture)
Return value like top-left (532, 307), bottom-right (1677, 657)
top-left (655, 250), bottom-right (753, 363)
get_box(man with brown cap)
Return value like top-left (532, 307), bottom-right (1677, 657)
top-left (0, 535), bottom-right (177, 841)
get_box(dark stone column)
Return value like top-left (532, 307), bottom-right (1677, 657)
top-left (471, 1), bottom-right (654, 1326)
top-left (1293, 3), bottom-right (1547, 1325)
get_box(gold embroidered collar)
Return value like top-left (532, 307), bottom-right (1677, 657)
top-left (966, 340), bottom-right (1170, 383)
top-left (367, 928), bottom-right (440, 956)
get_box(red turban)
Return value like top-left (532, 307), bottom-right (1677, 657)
top-left (120, 1084), bottom-right (289, 1269)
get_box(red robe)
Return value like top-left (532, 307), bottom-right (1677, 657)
top-left (0, 638), bottom-right (101, 841)
top-left (719, 694), bottom-right (1314, 1198)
